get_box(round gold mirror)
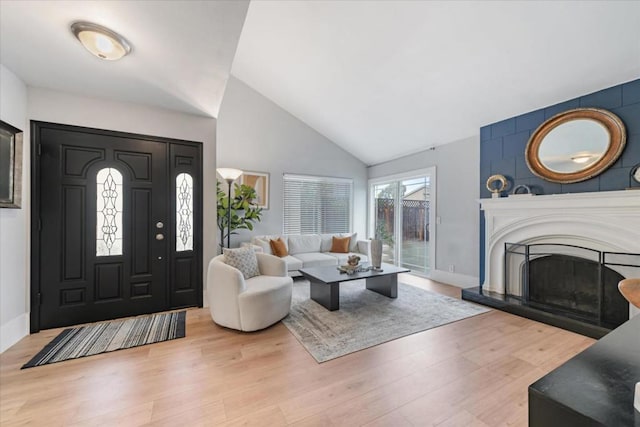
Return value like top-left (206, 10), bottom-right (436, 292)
top-left (525, 108), bottom-right (626, 184)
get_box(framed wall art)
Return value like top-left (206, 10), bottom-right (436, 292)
top-left (0, 120), bottom-right (23, 208)
top-left (240, 171), bottom-right (269, 209)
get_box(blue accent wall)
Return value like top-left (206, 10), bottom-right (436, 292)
top-left (479, 78), bottom-right (640, 284)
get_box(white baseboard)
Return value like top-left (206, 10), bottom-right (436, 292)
top-left (429, 269), bottom-right (479, 288)
top-left (0, 312), bottom-right (29, 353)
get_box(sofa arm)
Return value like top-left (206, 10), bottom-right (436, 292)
top-left (256, 253), bottom-right (288, 277)
top-left (207, 256), bottom-right (247, 329)
top-left (357, 240), bottom-right (372, 258)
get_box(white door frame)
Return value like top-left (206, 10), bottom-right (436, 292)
top-left (368, 167), bottom-right (436, 276)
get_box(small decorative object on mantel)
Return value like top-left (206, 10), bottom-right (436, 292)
top-left (628, 163), bottom-right (640, 190)
top-left (509, 184), bottom-right (535, 197)
top-left (486, 174), bottom-right (508, 198)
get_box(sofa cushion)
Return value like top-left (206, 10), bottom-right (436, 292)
top-left (222, 247), bottom-right (260, 279)
top-left (320, 234), bottom-right (337, 252)
top-left (252, 235), bottom-right (289, 253)
top-left (269, 238), bottom-right (289, 257)
top-left (326, 252), bottom-right (369, 265)
top-left (288, 234), bottom-right (322, 255)
top-left (341, 232), bottom-right (358, 252)
top-left (252, 238), bottom-right (273, 255)
top-left (293, 252), bottom-right (338, 268)
top-left (281, 255), bottom-right (303, 271)
top-left (330, 236), bottom-right (350, 253)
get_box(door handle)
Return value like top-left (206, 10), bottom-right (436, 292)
top-left (156, 222), bottom-right (164, 229)
top-left (156, 233), bottom-right (164, 241)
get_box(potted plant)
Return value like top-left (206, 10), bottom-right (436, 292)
top-left (217, 181), bottom-right (263, 251)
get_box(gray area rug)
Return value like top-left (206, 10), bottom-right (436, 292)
top-left (282, 280), bottom-right (489, 363)
top-left (22, 311), bottom-right (186, 368)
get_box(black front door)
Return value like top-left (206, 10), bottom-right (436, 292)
top-left (31, 122), bottom-right (202, 331)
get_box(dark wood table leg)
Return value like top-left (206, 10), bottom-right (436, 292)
top-left (366, 273), bottom-right (398, 298)
top-left (310, 279), bottom-right (339, 310)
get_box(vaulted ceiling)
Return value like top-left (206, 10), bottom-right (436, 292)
top-left (231, 1), bottom-right (640, 165)
top-left (1, 1), bottom-right (639, 166)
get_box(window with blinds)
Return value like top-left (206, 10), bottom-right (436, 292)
top-left (283, 174), bottom-right (353, 235)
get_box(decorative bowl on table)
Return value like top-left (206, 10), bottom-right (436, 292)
top-left (338, 264), bottom-right (358, 275)
top-left (337, 255), bottom-right (362, 275)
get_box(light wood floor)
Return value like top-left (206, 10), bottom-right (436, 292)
top-left (0, 274), bottom-right (594, 426)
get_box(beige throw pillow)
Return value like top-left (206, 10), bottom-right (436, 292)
top-left (223, 247), bottom-right (260, 279)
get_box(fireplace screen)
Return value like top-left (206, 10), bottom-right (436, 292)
top-left (505, 243), bottom-right (640, 329)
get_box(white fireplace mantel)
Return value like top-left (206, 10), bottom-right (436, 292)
top-left (480, 190), bottom-right (640, 299)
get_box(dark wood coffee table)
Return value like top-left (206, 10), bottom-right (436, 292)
top-left (299, 263), bottom-right (410, 311)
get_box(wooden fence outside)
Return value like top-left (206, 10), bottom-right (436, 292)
top-left (375, 198), bottom-right (430, 241)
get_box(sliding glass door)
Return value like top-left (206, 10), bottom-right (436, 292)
top-left (370, 168), bottom-right (435, 275)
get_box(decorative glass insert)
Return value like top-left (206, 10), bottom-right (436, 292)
top-left (176, 173), bottom-right (193, 252)
top-left (96, 168), bottom-right (123, 256)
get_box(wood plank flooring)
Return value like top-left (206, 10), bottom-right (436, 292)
top-left (0, 274), bottom-right (595, 426)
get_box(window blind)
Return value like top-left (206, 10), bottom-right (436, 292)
top-left (283, 174), bottom-right (353, 235)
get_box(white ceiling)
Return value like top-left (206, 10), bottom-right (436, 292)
top-left (1, 1), bottom-right (639, 165)
top-left (0, 0), bottom-right (249, 118)
top-left (232, 1), bottom-right (640, 165)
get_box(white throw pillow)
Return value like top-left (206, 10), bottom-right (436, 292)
top-left (252, 238), bottom-right (273, 255)
top-left (320, 234), bottom-right (338, 252)
top-left (223, 247), bottom-right (260, 279)
top-left (341, 232), bottom-right (358, 252)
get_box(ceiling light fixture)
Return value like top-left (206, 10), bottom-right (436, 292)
top-left (71, 21), bottom-right (131, 61)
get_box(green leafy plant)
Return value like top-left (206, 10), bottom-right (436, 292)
top-left (375, 222), bottom-right (394, 247)
top-left (217, 181), bottom-right (263, 250)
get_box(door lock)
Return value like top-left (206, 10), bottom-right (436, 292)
top-left (156, 222), bottom-right (164, 229)
top-left (156, 233), bottom-right (164, 241)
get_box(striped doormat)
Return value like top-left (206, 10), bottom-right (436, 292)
top-left (22, 311), bottom-right (186, 369)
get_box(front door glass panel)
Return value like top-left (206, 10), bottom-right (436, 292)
top-left (176, 172), bottom-right (193, 252)
top-left (96, 167), bottom-right (123, 256)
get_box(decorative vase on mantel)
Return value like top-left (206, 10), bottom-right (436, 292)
top-left (370, 239), bottom-right (383, 269)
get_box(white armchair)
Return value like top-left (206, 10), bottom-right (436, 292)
top-left (207, 252), bottom-right (293, 331)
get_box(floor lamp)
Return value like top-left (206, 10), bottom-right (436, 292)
top-left (217, 168), bottom-right (243, 249)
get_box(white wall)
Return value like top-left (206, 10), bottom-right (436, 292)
top-left (217, 77), bottom-right (368, 245)
top-left (0, 64), bottom-right (29, 353)
top-left (368, 136), bottom-right (480, 288)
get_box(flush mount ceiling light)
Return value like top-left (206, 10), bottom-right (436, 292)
top-left (71, 21), bottom-right (131, 60)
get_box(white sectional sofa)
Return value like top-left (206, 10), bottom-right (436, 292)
top-left (247, 233), bottom-right (371, 277)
